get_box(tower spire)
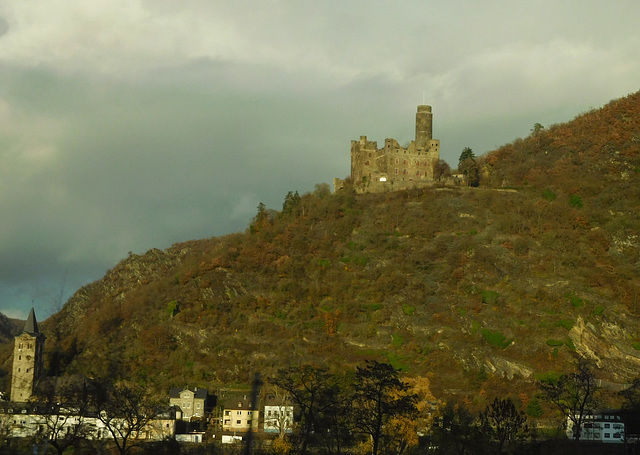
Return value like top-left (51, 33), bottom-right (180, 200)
top-left (23, 307), bottom-right (39, 334)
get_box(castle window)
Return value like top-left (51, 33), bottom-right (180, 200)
top-left (365, 160), bottom-right (369, 165)
top-left (403, 169), bottom-right (407, 175)
top-left (368, 153), bottom-right (372, 157)
top-left (417, 170), bottom-right (420, 176)
top-left (395, 169), bottom-right (398, 175)
top-left (395, 158), bottom-right (399, 164)
top-left (403, 160), bottom-right (407, 165)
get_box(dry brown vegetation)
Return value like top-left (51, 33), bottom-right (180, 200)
top-left (1, 91), bottom-right (639, 414)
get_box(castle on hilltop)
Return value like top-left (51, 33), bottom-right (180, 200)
top-left (334, 105), bottom-right (440, 193)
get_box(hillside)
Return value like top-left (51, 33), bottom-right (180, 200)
top-left (4, 91), bottom-right (640, 408)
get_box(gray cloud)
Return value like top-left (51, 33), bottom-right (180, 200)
top-left (0, 1), bottom-right (639, 318)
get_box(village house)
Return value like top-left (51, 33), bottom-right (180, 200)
top-left (0, 402), bottom-right (176, 442)
top-left (263, 392), bottom-right (294, 435)
top-left (221, 393), bottom-right (260, 433)
top-left (566, 410), bottom-right (625, 443)
top-left (169, 387), bottom-right (211, 420)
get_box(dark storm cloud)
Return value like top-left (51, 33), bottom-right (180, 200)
top-left (0, 1), bottom-right (639, 318)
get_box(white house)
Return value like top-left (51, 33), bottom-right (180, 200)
top-left (566, 410), bottom-right (624, 443)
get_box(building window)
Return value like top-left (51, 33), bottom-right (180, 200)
top-left (395, 168), bottom-right (398, 175)
top-left (395, 158), bottom-right (399, 164)
top-left (605, 433), bottom-right (610, 438)
top-left (605, 423), bottom-right (610, 429)
top-left (236, 420), bottom-right (241, 425)
top-left (225, 411), bottom-right (230, 416)
top-left (417, 170), bottom-right (420, 176)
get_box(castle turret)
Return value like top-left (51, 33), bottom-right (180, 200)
top-left (11, 308), bottom-right (45, 402)
top-left (415, 105), bottom-right (433, 149)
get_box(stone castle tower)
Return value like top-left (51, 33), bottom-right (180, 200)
top-left (334, 105), bottom-right (440, 193)
top-left (11, 308), bottom-right (45, 402)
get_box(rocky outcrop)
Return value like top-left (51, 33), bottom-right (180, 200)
top-left (569, 316), bottom-right (640, 381)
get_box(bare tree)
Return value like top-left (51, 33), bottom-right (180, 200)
top-left (479, 397), bottom-right (528, 455)
top-left (271, 364), bottom-right (337, 455)
top-left (95, 381), bottom-right (158, 455)
top-left (538, 359), bottom-right (599, 441)
top-left (33, 376), bottom-right (96, 455)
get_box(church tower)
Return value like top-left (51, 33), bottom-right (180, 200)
top-left (11, 308), bottom-right (45, 402)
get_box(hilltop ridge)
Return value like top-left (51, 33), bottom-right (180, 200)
top-left (1, 91), bottom-right (639, 409)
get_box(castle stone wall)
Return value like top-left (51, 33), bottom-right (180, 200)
top-left (336, 105), bottom-right (440, 193)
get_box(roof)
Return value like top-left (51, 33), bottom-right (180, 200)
top-left (23, 308), bottom-right (39, 334)
top-left (169, 387), bottom-right (208, 399)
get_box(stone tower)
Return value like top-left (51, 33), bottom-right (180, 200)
top-left (11, 308), bottom-right (45, 402)
top-left (415, 105), bottom-right (433, 149)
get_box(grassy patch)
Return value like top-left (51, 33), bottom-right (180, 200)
top-left (568, 295), bottom-right (585, 307)
top-left (535, 371), bottom-right (561, 384)
top-left (546, 339), bottom-right (564, 347)
top-left (632, 342), bottom-right (640, 351)
top-left (569, 194), bottom-right (584, 208)
top-left (402, 304), bottom-right (416, 315)
top-left (392, 334), bottom-right (405, 347)
top-left (555, 319), bottom-right (574, 331)
top-left (481, 290), bottom-right (500, 305)
top-left (362, 303), bottom-right (382, 312)
top-left (166, 300), bottom-right (179, 317)
top-left (387, 353), bottom-right (409, 371)
top-left (481, 329), bottom-right (512, 349)
top-left (593, 305), bottom-right (605, 316)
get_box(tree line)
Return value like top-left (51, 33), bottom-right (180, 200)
top-left (270, 359), bottom-right (640, 455)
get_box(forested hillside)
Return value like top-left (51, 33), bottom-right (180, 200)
top-left (2, 91), bottom-right (639, 411)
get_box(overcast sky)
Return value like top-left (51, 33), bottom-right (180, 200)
top-left (1, 1), bottom-right (639, 320)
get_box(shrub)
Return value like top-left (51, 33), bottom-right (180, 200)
top-left (546, 339), bottom-right (564, 347)
top-left (166, 300), bottom-right (179, 317)
top-left (555, 319), bottom-right (574, 330)
top-left (481, 329), bottom-right (512, 349)
top-left (565, 338), bottom-right (576, 350)
top-left (481, 290), bottom-right (500, 305)
top-left (569, 194), bottom-right (584, 208)
top-left (387, 353), bottom-right (409, 371)
top-left (593, 305), bottom-right (605, 316)
top-left (402, 304), bottom-right (416, 315)
top-left (568, 295), bottom-right (585, 307)
top-left (392, 334), bottom-right (405, 347)
top-left (527, 398), bottom-right (544, 417)
top-left (632, 342), bottom-right (640, 351)
top-left (362, 303), bottom-right (382, 312)
top-left (535, 371), bottom-right (561, 384)
top-left (542, 189), bottom-right (557, 202)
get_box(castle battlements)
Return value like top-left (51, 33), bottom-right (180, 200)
top-left (335, 105), bottom-right (440, 193)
